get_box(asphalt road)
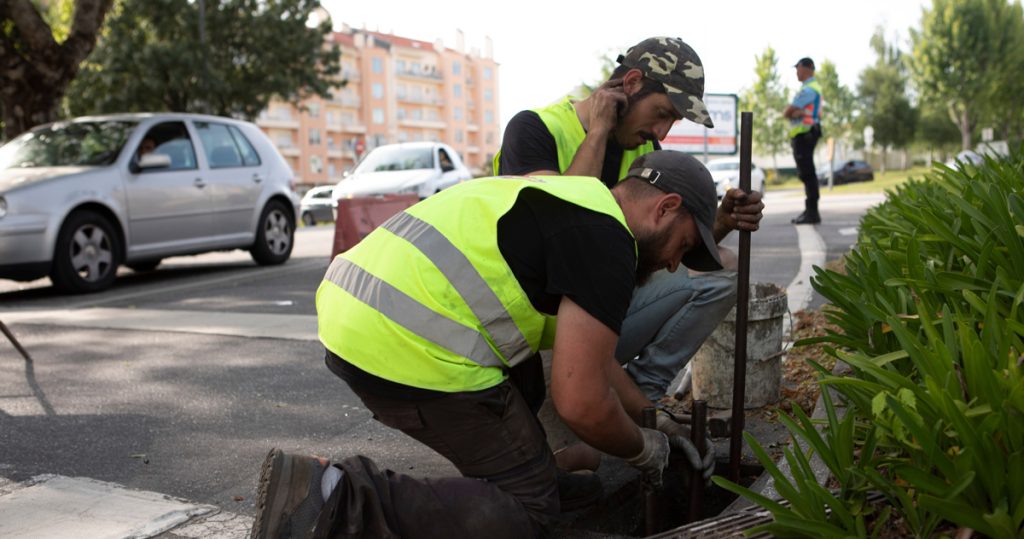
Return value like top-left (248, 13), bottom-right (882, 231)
top-left (0, 188), bottom-right (884, 532)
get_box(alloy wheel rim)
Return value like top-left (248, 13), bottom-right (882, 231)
top-left (264, 210), bottom-right (292, 255)
top-left (70, 224), bottom-right (113, 282)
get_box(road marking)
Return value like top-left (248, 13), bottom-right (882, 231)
top-left (1, 308), bottom-right (318, 341)
top-left (0, 474), bottom-right (220, 538)
top-left (839, 227), bottom-right (859, 236)
top-left (55, 257), bottom-right (328, 311)
top-left (786, 224), bottom-right (827, 316)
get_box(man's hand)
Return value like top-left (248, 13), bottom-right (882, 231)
top-left (655, 410), bottom-right (716, 484)
top-left (714, 188), bottom-right (765, 241)
top-left (586, 78), bottom-right (628, 136)
top-left (625, 428), bottom-right (671, 488)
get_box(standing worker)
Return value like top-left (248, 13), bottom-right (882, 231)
top-left (495, 37), bottom-right (764, 476)
top-left (251, 151), bottom-right (723, 539)
top-left (784, 57), bottom-right (823, 225)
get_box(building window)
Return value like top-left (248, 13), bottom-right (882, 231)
top-left (328, 163), bottom-right (336, 177)
top-left (307, 103), bottom-right (320, 118)
top-left (455, 130), bottom-right (464, 143)
top-left (396, 84), bottom-right (407, 99)
top-left (486, 132), bottom-right (494, 144)
top-left (308, 128), bottom-right (321, 145)
top-left (397, 108), bottom-right (406, 120)
top-left (372, 57), bottom-right (383, 73)
top-left (483, 67), bottom-right (493, 80)
top-left (484, 89), bottom-right (493, 102)
top-left (427, 109), bottom-right (439, 121)
top-left (453, 84), bottom-right (462, 98)
top-left (454, 107), bottom-right (463, 121)
top-left (396, 60), bottom-right (406, 73)
top-left (372, 83), bottom-right (384, 99)
top-left (372, 108), bottom-right (384, 124)
top-left (310, 155), bottom-right (323, 174)
top-left (453, 61), bottom-right (461, 75)
top-left (484, 110), bottom-right (494, 124)
top-left (410, 109), bottom-right (423, 120)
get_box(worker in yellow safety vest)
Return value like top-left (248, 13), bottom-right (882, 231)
top-left (250, 150), bottom-right (725, 539)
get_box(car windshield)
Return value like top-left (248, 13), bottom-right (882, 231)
top-left (706, 161), bottom-right (739, 172)
top-left (354, 146), bottom-right (433, 173)
top-left (0, 120), bottom-right (137, 170)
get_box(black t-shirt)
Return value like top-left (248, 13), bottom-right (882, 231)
top-left (497, 110), bottom-right (661, 188)
top-left (327, 188), bottom-right (637, 399)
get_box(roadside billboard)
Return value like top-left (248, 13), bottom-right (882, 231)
top-left (660, 93), bottom-right (738, 155)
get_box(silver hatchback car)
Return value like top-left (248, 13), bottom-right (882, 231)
top-left (0, 113), bottom-right (300, 293)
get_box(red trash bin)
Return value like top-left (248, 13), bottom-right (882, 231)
top-left (330, 194), bottom-right (419, 259)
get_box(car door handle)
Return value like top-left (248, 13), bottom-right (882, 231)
top-left (194, 178), bottom-right (206, 189)
top-left (252, 174), bottom-right (263, 183)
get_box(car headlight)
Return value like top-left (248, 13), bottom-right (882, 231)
top-left (0, 196), bottom-right (7, 219)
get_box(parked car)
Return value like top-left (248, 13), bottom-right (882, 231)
top-left (300, 185), bottom-right (336, 226)
top-left (945, 150), bottom-right (984, 169)
top-left (331, 142), bottom-right (471, 201)
top-left (705, 157), bottom-right (765, 199)
top-left (0, 113), bottom-right (300, 293)
top-left (818, 160), bottom-right (874, 185)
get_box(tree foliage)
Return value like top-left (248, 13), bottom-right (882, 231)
top-left (858, 28), bottom-right (917, 170)
top-left (0, 0), bottom-right (114, 140)
top-left (910, 0), bottom-right (1024, 150)
top-left (67, 0), bottom-right (341, 120)
top-left (738, 47), bottom-right (789, 170)
top-left (815, 59), bottom-right (857, 144)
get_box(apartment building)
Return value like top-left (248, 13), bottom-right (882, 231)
top-left (256, 26), bottom-right (500, 188)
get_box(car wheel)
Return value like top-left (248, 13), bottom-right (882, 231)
top-left (250, 200), bottom-right (294, 265)
top-left (50, 210), bottom-right (121, 293)
top-left (127, 259), bottom-right (162, 272)
top-left (302, 212), bottom-right (316, 226)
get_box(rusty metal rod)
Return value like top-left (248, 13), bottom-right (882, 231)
top-left (0, 320), bottom-right (34, 363)
top-left (729, 111), bottom-right (754, 483)
top-left (642, 406), bottom-right (659, 536)
top-left (688, 400), bottom-right (707, 522)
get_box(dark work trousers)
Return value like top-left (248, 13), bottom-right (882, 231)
top-left (791, 125), bottom-right (822, 214)
top-left (318, 361), bottom-right (559, 539)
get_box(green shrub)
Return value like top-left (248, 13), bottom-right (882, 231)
top-left (716, 151), bottom-right (1024, 538)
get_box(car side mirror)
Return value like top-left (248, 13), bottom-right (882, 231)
top-left (134, 153), bottom-right (172, 172)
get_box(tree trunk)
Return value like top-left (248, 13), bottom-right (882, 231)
top-left (0, 0), bottom-right (114, 140)
top-left (958, 109), bottom-right (972, 151)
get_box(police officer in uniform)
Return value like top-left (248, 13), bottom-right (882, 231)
top-left (784, 57), bottom-right (823, 224)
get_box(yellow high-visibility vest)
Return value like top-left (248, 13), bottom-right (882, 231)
top-left (316, 175), bottom-right (635, 392)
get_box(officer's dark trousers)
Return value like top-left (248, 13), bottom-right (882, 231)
top-left (317, 359), bottom-right (559, 538)
top-left (791, 125), bottom-right (821, 215)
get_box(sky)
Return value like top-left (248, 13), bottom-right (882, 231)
top-left (319, 0), bottom-right (931, 131)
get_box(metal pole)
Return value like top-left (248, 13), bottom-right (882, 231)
top-left (687, 400), bottom-right (707, 522)
top-left (729, 112), bottom-right (753, 483)
top-left (642, 406), bottom-right (659, 535)
top-left (198, 0), bottom-right (209, 114)
top-left (0, 320), bottom-right (34, 363)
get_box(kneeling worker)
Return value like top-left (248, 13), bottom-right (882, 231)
top-left (252, 150), bottom-right (723, 539)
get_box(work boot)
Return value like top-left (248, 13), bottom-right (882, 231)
top-left (557, 469), bottom-right (604, 512)
top-left (251, 448), bottom-right (332, 539)
top-left (791, 212), bottom-right (821, 224)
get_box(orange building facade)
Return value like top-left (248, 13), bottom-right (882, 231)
top-left (256, 27), bottom-right (500, 188)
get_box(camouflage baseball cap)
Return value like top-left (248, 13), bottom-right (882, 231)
top-left (617, 37), bottom-right (714, 128)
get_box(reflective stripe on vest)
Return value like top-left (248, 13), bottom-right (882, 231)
top-left (323, 257), bottom-right (505, 368)
top-left (317, 176), bottom-right (632, 392)
top-left (788, 80), bottom-right (822, 138)
top-left (493, 97), bottom-right (656, 180)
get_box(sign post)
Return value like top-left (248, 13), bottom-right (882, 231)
top-left (661, 94), bottom-right (738, 156)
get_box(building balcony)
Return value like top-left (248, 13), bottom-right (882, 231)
top-left (398, 118), bottom-right (446, 129)
top-left (396, 95), bottom-right (444, 106)
top-left (465, 146), bottom-right (481, 154)
top-left (466, 123), bottom-right (480, 132)
top-left (340, 124), bottom-right (367, 134)
top-left (330, 94), bottom-right (362, 108)
top-left (278, 146), bottom-right (301, 157)
top-left (326, 122), bottom-right (343, 133)
top-left (395, 68), bottom-right (443, 82)
top-left (257, 116), bottom-right (300, 129)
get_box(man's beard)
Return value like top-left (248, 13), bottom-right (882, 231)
top-left (614, 94), bottom-right (657, 149)
top-left (634, 224), bottom-right (674, 286)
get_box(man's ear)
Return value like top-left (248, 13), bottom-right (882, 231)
top-left (656, 193), bottom-right (684, 222)
top-left (622, 68), bottom-right (645, 96)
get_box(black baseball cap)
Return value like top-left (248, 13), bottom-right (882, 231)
top-left (626, 151), bottom-right (723, 271)
top-left (794, 57), bottom-right (815, 69)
